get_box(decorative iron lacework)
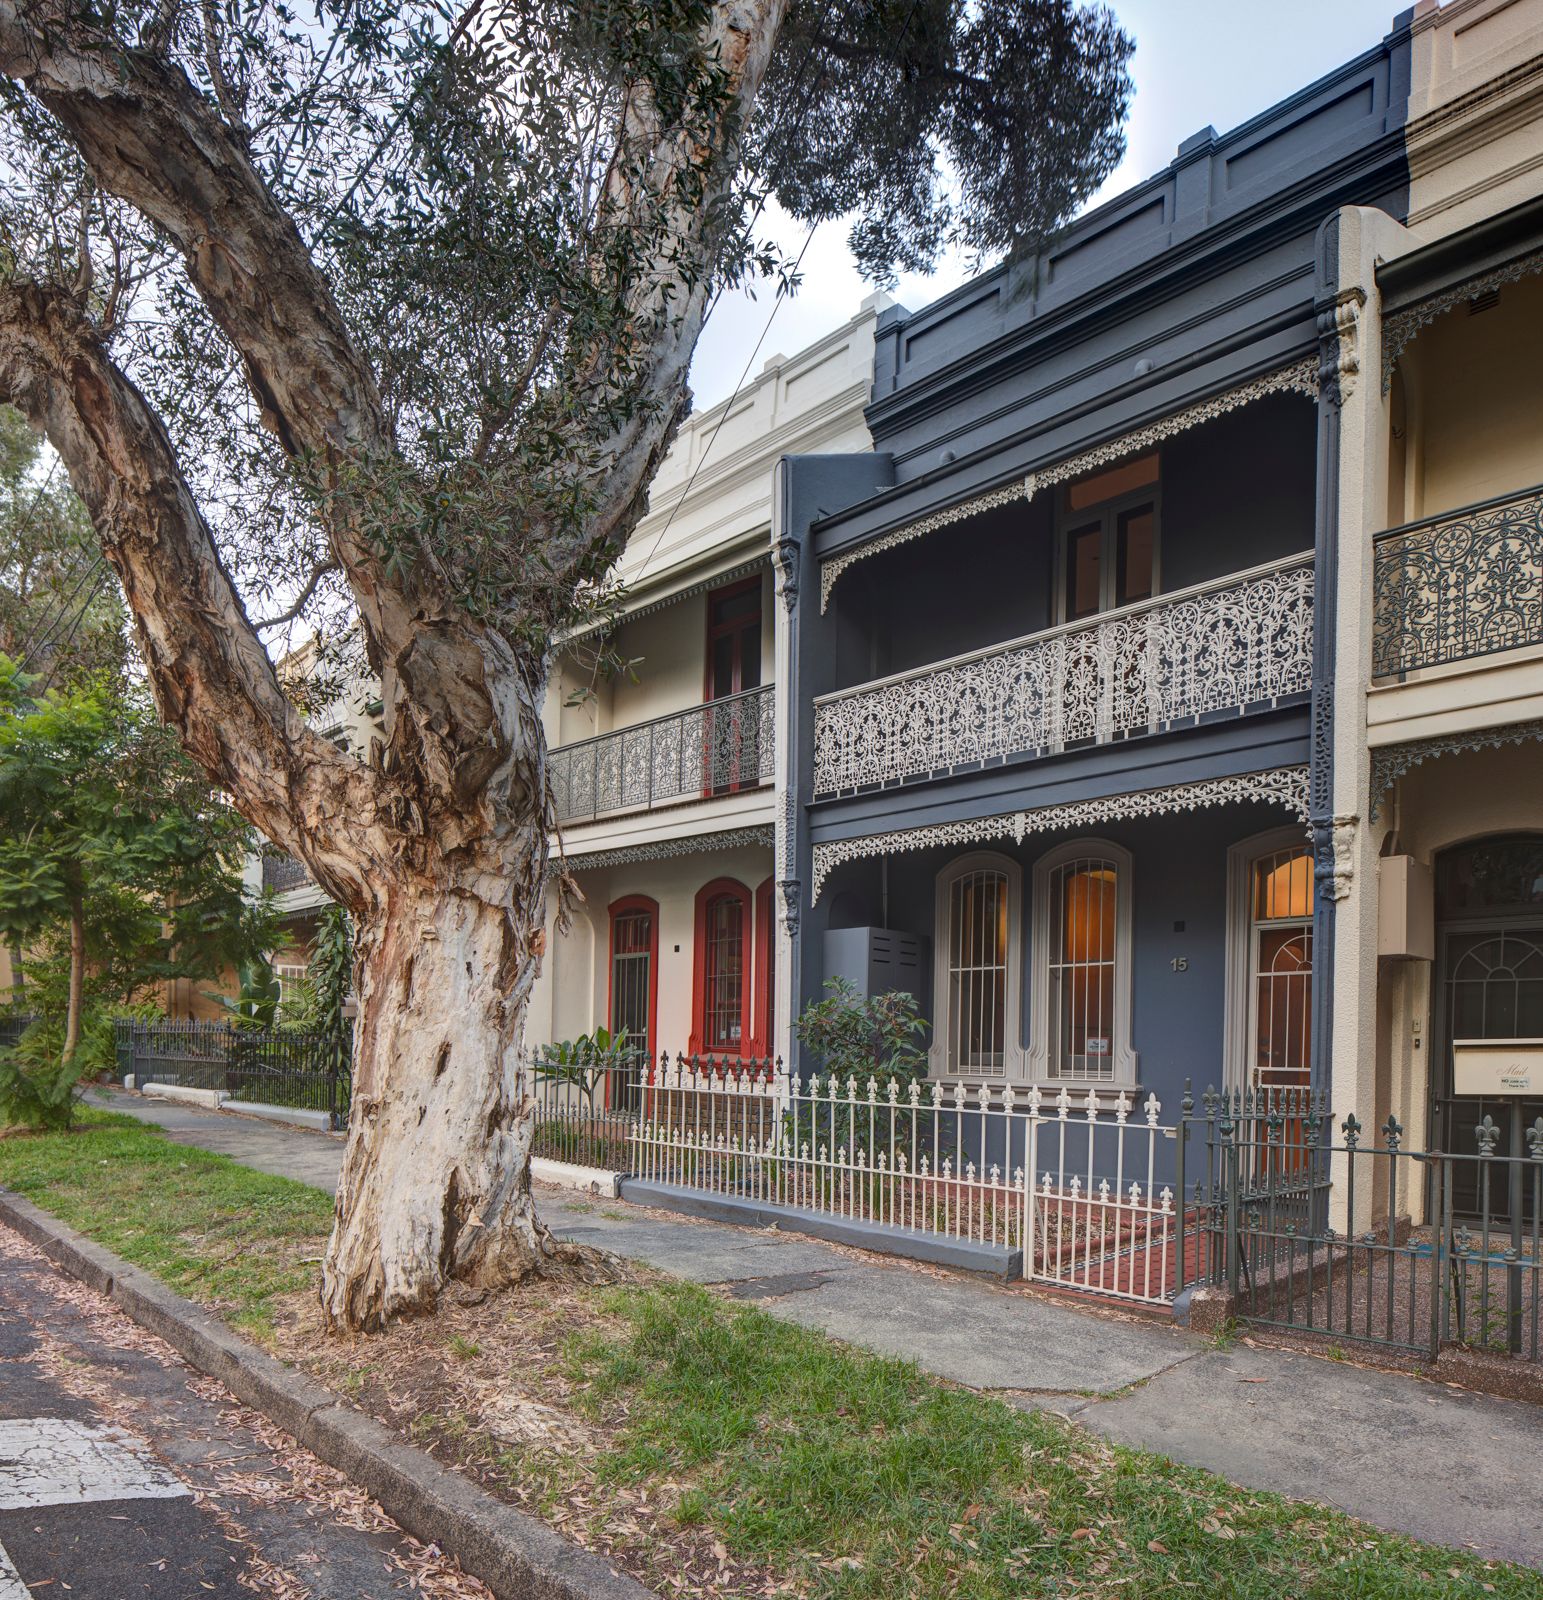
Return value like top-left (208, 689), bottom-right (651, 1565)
top-left (1369, 721), bottom-right (1543, 821)
top-left (1382, 246), bottom-right (1543, 392)
top-left (810, 766), bottom-right (1309, 899)
top-left (561, 824), bottom-right (774, 873)
top-left (813, 556), bottom-right (1313, 797)
top-left (549, 684), bottom-right (774, 823)
top-left (1372, 485), bottom-right (1543, 678)
top-left (817, 358), bottom-right (1320, 612)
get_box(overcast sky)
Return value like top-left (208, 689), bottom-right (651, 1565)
top-left (689, 0), bottom-right (1403, 410)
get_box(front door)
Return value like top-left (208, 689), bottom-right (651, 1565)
top-left (1433, 836), bottom-right (1543, 1221)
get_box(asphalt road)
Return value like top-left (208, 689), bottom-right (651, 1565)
top-left (0, 1224), bottom-right (485, 1600)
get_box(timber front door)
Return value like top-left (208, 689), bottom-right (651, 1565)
top-left (1434, 836), bottom-right (1543, 1221)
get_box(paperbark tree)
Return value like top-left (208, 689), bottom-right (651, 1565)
top-left (0, 0), bottom-right (1132, 1329)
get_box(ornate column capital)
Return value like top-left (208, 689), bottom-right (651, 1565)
top-left (772, 530), bottom-right (801, 615)
top-left (1316, 287), bottom-right (1366, 409)
top-left (1312, 813), bottom-right (1359, 902)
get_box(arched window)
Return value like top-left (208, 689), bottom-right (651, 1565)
top-left (691, 879), bottom-right (752, 1056)
top-left (931, 853), bottom-right (1023, 1078)
top-left (752, 877), bottom-right (775, 1058)
top-left (1029, 840), bottom-right (1135, 1085)
top-left (1225, 829), bottom-right (1314, 1095)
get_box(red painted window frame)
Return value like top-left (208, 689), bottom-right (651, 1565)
top-left (690, 877), bottom-right (753, 1058)
top-left (751, 877), bottom-right (775, 1060)
top-left (607, 895), bottom-right (659, 1090)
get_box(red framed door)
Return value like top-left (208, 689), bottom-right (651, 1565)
top-left (703, 578), bottom-right (763, 794)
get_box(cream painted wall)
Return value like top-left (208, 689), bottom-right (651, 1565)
top-left (1391, 273), bottom-right (1543, 524)
top-left (532, 845), bottom-right (774, 1055)
top-left (1405, 0), bottom-right (1543, 237)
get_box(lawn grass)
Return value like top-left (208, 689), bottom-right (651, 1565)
top-left (0, 1108), bottom-right (332, 1338)
top-left (2, 1113), bottom-right (1539, 1599)
top-left (562, 1282), bottom-right (1538, 1600)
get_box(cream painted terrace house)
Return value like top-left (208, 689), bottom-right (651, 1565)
top-left (527, 297), bottom-right (885, 1067)
top-left (248, 296), bottom-right (887, 1061)
top-left (1321, 0), bottom-right (1543, 1223)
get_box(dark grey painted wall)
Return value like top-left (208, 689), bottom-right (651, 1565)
top-left (819, 799), bottom-right (1295, 1110)
top-left (823, 393), bottom-right (1316, 693)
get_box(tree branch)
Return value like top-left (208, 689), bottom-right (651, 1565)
top-left (0, 278), bottom-right (381, 913)
top-left (557, 0), bottom-right (793, 586)
top-left (254, 558), bottom-right (340, 631)
top-left (0, 0), bottom-right (422, 650)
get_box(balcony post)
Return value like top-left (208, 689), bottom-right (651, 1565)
top-left (1313, 205), bottom-right (1408, 1235)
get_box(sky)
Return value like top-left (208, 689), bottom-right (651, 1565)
top-left (688, 0), bottom-right (1402, 410)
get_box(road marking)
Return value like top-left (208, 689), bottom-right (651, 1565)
top-left (0, 1418), bottom-right (190, 1511)
top-left (0, 1537), bottom-right (24, 1600)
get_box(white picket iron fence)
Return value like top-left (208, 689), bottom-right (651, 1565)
top-left (628, 1062), bottom-right (1183, 1307)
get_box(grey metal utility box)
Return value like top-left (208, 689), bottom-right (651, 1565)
top-left (822, 927), bottom-right (928, 1002)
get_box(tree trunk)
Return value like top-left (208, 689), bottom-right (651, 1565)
top-left (321, 867), bottom-right (604, 1331)
top-left (61, 895), bottom-right (84, 1067)
top-left (7, 938), bottom-right (23, 1002)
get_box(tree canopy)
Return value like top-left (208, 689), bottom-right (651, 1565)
top-left (0, 0), bottom-right (1135, 1326)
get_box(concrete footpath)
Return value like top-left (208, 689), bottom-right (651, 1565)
top-left (85, 1089), bottom-right (1543, 1568)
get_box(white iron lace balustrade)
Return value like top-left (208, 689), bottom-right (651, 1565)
top-left (811, 555), bottom-right (1313, 796)
top-left (1372, 483), bottom-right (1543, 677)
top-left (550, 684), bottom-right (774, 823)
top-left (630, 1068), bottom-right (1181, 1305)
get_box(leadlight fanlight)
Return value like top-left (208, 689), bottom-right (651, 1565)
top-left (1029, 839), bottom-right (1135, 1086)
top-left (1247, 847), bottom-right (1313, 1098)
top-left (931, 853), bottom-right (1022, 1078)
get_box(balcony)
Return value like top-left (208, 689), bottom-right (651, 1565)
top-left (549, 685), bottom-right (775, 825)
top-left (811, 554), bottom-right (1314, 798)
top-left (261, 851), bottom-right (312, 894)
top-left (1372, 484), bottom-right (1543, 678)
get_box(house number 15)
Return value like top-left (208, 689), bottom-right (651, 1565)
top-left (1171, 957), bottom-right (1188, 971)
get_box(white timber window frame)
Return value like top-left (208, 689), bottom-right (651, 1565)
top-left (929, 851), bottom-right (1024, 1079)
top-left (1223, 826), bottom-right (1315, 1096)
top-left (1028, 838), bottom-right (1137, 1088)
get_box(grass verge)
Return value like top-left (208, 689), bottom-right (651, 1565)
top-left (0, 1108), bottom-right (331, 1338)
top-left (2, 1113), bottom-right (1538, 1599)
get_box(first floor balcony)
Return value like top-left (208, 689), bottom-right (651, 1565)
top-left (550, 684), bottom-right (775, 825)
top-left (1372, 483), bottom-right (1543, 679)
top-left (811, 554), bottom-right (1314, 798)
top-left (261, 850), bottom-right (312, 895)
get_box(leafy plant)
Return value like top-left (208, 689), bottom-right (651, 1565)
top-left (0, 1017), bottom-right (83, 1131)
top-left (794, 977), bottom-right (929, 1087)
top-left (534, 1027), bottom-right (633, 1113)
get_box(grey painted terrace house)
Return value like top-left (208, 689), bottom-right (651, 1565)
top-left (772, 16), bottom-right (1420, 1134)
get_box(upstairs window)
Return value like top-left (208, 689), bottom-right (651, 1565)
top-left (1060, 453), bottom-right (1160, 622)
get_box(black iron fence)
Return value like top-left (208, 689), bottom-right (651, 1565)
top-left (1175, 1088), bottom-right (1542, 1364)
top-left (1372, 481), bottom-right (1543, 677)
top-left (0, 1013), bottom-right (38, 1051)
top-left (548, 685), bottom-right (774, 824)
top-left (119, 1018), bottom-right (350, 1129)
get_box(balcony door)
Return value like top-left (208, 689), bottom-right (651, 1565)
top-left (1058, 453), bottom-right (1161, 624)
top-left (704, 577), bottom-right (763, 793)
